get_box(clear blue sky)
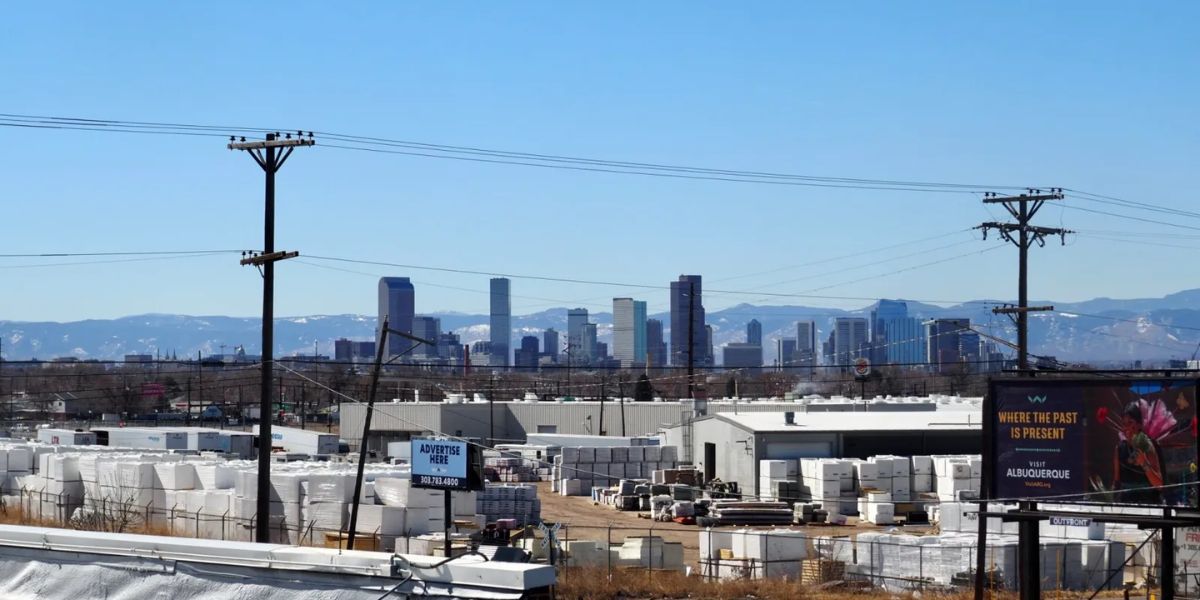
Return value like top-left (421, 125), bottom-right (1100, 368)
top-left (1, 2), bottom-right (1196, 322)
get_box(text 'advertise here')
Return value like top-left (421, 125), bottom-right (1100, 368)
top-left (410, 438), bottom-right (472, 490)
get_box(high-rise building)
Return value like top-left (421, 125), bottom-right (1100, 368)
top-left (582, 323), bottom-right (598, 362)
top-left (489, 278), bottom-right (511, 367)
top-left (927, 318), bottom-right (970, 372)
top-left (746, 319), bottom-right (762, 346)
top-left (567, 308), bottom-right (589, 365)
top-left (411, 316), bottom-right (441, 358)
top-left (958, 330), bottom-right (982, 372)
top-left (542, 328), bottom-right (560, 362)
top-left (705, 325), bottom-right (714, 366)
top-left (833, 317), bottom-right (869, 366)
top-left (870, 300), bottom-right (909, 364)
top-left (885, 317), bottom-right (926, 365)
top-left (437, 332), bottom-right (463, 362)
top-left (334, 338), bottom-right (376, 362)
top-left (378, 277), bottom-right (415, 358)
top-left (646, 319), bottom-right (667, 368)
top-left (723, 343), bottom-right (762, 374)
top-left (670, 275), bottom-right (708, 368)
top-left (776, 338), bottom-right (797, 368)
top-left (514, 335), bottom-right (540, 371)
top-left (795, 321), bottom-right (817, 368)
top-left (613, 298), bottom-right (648, 368)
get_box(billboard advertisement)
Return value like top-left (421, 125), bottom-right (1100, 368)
top-left (410, 438), bottom-right (480, 491)
top-left (989, 378), bottom-right (1199, 507)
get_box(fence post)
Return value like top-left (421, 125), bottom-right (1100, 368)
top-left (648, 524), bottom-right (654, 583)
top-left (607, 524), bottom-right (612, 580)
top-left (919, 542), bottom-right (924, 591)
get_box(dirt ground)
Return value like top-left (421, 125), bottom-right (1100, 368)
top-left (535, 482), bottom-right (935, 569)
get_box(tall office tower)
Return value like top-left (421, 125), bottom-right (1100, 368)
top-left (927, 318), bottom-right (971, 372)
top-left (705, 325), bottom-right (714, 364)
top-left (437, 332), bottom-right (463, 362)
top-left (670, 275), bottom-right (708, 367)
top-left (613, 298), bottom-right (649, 368)
top-left (542, 328), bottom-right (560, 362)
top-left (833, 317), bottom-right (869, 366)
top-left (646, 318), bottom-right (668, 368)
top-left (489, 278), bottom-right (511, 367)
top-left (514, 335), bottom-right (540, 371)
top-left (746, 319), bottom-right (762, 346)
top-left (411, 316), bottom-right (442, 358)
top-left (885, 317), bottom-right (926, 366)
top-left (870, 300), bottom-right (909, 364)
top-left (566, 308), bottom-right (589, 365)
top-left (958, 330), bottom-right (982, 372)
top-left (795, 320), bottom-right (817, 368)
top-left (378, 277), bottom-right (415, 358)
top-left (582, 323), bottom-right (598, 363)
top-left (776, 338), bottom-right (797, 367)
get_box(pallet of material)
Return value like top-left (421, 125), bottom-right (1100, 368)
top-left (710, 501), bottom-right (793, 526)
top-left (800, 558), bottom-right (845, 585)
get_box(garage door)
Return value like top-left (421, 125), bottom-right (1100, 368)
top-left (764, 441), bottom-right (832, 459)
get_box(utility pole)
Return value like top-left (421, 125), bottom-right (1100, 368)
top-left (687, 281), bottom-right (696, 399)
top-left (977, 188), bottom-right (1071, 370)
top-left (228, 131), bottom-right (314, 544)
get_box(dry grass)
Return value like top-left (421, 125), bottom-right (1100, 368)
top-left (0, 504), bottom-right (174, 537)
top-left (553, 569), bottom-right (1138, 600)
top-left (553, 568), bottom-right (976, 600)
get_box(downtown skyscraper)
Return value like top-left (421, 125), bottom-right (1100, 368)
top-left (567, 308), bottom-right (590, 365)
top-left (670, 275), bottom-right (709, 368)
top-left (489, 278), bottom-right (511, 367)
top-left (377, 277), bottom-right (415, 358)
top-left (613, 298), bottom-right (648, 367)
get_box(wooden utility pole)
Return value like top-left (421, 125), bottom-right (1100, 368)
top-left (228, 131), bottom-right (313, 543)
top-left (978, 188), bottom-right (1071, 371)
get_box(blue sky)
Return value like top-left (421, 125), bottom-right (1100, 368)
top-left (1, 2), bottom-right (1196, 321)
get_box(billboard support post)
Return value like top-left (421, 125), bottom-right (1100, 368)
top-left (973, 499), bottom-right (987, 600)
top-left (444, 489), bottom-right (452, 558)
top-left (1163, 507), bottom-right (1176, 600)
top-left (1017, 500), bottom-right (1040, 600)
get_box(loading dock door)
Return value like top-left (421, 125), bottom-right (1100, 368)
top-left (704, 442), bottom-right (716, 482)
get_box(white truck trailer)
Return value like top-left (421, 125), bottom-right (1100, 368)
top-left (252, 425), bottom-right (339, 455)
top-left (92, 427), bottom-right (188, 450)
top-left (37, 428), bottom-right (97, 446)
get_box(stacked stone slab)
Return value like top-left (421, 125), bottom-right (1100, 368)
top-left (475, 483), bottom-right (540, 525)
top-left (553, 445), bottom-right (679, 496)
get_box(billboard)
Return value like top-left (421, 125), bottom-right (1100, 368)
top-left (988, 378), bottom-right (1199, 507)
top-left (410, 438), bottom-right (481, 491)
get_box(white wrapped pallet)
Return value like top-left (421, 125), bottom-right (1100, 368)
top-left (154, 463), bottom-right (196, 491)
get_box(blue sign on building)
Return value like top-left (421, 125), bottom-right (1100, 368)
top-left (411, 438), bottom-right (470, 490)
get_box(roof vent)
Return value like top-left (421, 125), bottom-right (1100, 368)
top-left (784, 411), bottom-right (795, 425)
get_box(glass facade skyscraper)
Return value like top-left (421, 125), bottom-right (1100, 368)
top-left (612, 298), bottom-right (648, 367)
top-left (489, 278), bottom-right (511, 367)
top-left (670, 275), bottom-right (708, 367)
top-left (377, 277), bottom-right (415, 358)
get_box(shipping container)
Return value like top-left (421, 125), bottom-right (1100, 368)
top-left (37, 428), bottom-right (97, 446)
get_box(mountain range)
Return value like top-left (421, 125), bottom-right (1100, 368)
top-left (4, 288), bottom-right (1200, 364)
